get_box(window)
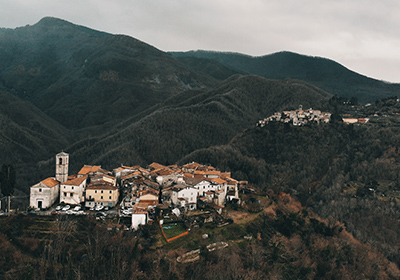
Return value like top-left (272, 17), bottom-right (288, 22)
top-left (64, 192), bottom-right (67, 197)
top-left (101, 190), bottom-right (103, 194)
top-left (89, 196), bottom-right (92, 200)
top-left (89, 202), bottom-right (91, 205)
top-left (109, 196), bottom-right (112, 199)
top-left (39, 188), bottom-right (42, 192)
top-left (72, 186), bottom-right (74, 190)
top-left (70, 193), bottom-right (73, 197)
top-left (59, 158), bottom-right (62, 165)
top-left (95, 190), bottom-right (97, 193)
top-left (101, 196), bottom-right (103, 199)
top-left (109, 190), bottom-right (112, 194)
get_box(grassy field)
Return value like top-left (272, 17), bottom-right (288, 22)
top-left (162, 222), bottom-right (187, 240)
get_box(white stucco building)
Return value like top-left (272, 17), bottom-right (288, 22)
top-left (170, 185), bottom-right (198, 210)
top-left (131, 210), bottom-right (147, 230)
top-left (60, 175), bottom-right (87, 205)
top-left (30, 177), bottom-right (60, 209)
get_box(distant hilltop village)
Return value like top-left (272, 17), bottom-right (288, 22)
top-left (30, 152), bottom-right (244, 229)
top-left (257, 105), bottom-right (332, 127)
top-left (257, 105), bottom-right (370, 127)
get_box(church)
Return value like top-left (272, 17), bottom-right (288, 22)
top-left (29, 152), bottom-right (69, 209)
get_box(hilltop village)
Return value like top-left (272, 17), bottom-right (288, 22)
top-left (257, 105), bottom-right (332, 127)
top-left (29, 152), bottom-right (242, 229)
top-left (257, 105), bottom-right (371, 127)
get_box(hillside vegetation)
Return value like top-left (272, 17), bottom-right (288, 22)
top-left (179, 99), bottom-right (400, 268)
top-left (0, 191), bottom-right (398, 279)
top-left (1, 16), bottom-right (400, 278)
top-left (171, 50), bottom-right (400, 103)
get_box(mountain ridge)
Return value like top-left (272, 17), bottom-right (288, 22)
top-left (170, 50), bottom-right (400, 102)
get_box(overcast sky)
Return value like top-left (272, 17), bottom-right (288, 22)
top-left (1, 0), bottom-right (399, 82)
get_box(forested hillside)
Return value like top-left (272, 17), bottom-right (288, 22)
top-left (1, 16), bottom-right (396, 193)
top-left (0, 191), bottom-right (399, 279)
top-left (171, 50), bottom-right (400, 103)
top-left (62, 75), bottom-right (332, 179)
top-left (0, 17), bottom-right (217, 130)
top-left (1, 16), bottom-right (400, 279)
top-left (179, 99), bottom-right (400, 268)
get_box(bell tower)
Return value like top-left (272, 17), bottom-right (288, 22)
top-left (56, 152), bottom-right (69, 183)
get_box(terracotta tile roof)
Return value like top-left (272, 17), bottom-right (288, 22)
top-left (227, 178), bottom-right (239, 185)
top-left (132, 209), bottom-right (148, 214)
top-left (182, 162), bottom-right (202, 170)
top-left (121, 171), bottom-right (141, 180)
top-left (143, 179), bottom-right (160, 189)
top-left (183, 172), bottom-right (193, 178)
top-left (115, 165), bottom-right (141, 173)
top-left (196, 165), bottom-right (216, 171)
top-left (91, 174), bottom-right (116, 181)
top-left (210, 178), bottom-right (227, 185)
top-left (103, 174), bottom-right (116, 180)
top-left (184, 177), bottom-right (204, 186)
top-left (220, 172), bottom-right (232, 179)
top-left (149, 162), bottom-right (167, 170)
top-left (138, 189), bottom-right (159, 197)
top-left (168, 165), bottom-right (181, 171)
top-left (86, 180), bottom-right (118, 190)
top-left (78, 165), bottom-right (101, 175)
top-left (162, 186), bottom-right (173, 192)
top-left (41, 177), bottom-right (59, 188)
top-left (156, 169), bottom-right (174, 176)
top-left (171, 185), bottom-right (186, 192)
top-left (134, 202), bottom-right (151, 211)
top-left (63, 175), bottom-right (87, 186)
top-left (113, 167), bottom-right (125, 173)
top-left (194, 170), bottom-right (221, 176)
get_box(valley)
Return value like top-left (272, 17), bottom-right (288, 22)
top-left (1, 17), bottom-right (400, 279)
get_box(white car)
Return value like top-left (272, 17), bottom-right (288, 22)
top-left (122, 208), bottom-right (133, 215)
top-left (62, 205), bottom-right (70, 211)
top-left (55, 205), bottom-right (62, 211)
top-left (95, 205), bottom-right (104, 211)
top-left (73, 206), bottom-right (81, 212)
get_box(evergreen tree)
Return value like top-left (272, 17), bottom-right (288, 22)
top-left (0, 164), bottom-right (16, 212)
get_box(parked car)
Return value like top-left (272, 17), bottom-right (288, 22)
top-left (95, 205), bottom-right (104, 211)
top-left (73, 206), bottom-right (81, 212)
top-left (104, 206), bottom-right (109, 211)
top-left (62, 205), bottom-right (70, 211)
top-left (122, 208), bottom-right (133, 215)
top-left (55, 205), bottom-right (62, 211)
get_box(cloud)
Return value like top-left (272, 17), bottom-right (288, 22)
top-left (0, 0), bottom-right (399, 82)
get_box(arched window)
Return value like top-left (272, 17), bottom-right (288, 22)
top-left (59, 158), bottom-right (63, 165)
